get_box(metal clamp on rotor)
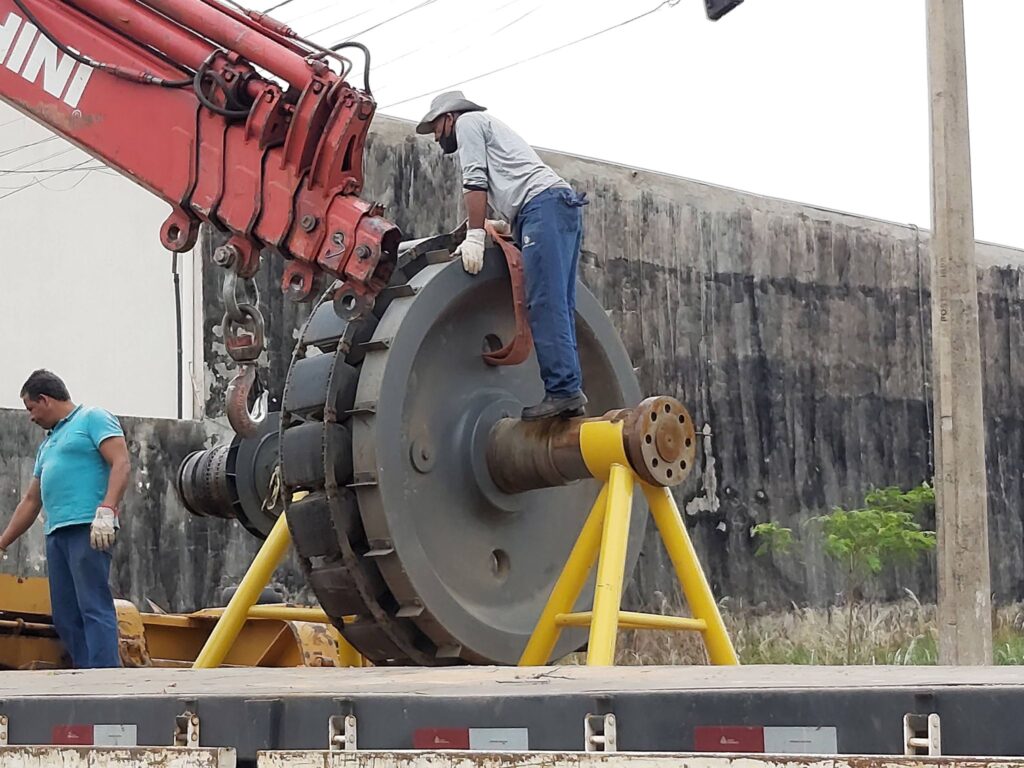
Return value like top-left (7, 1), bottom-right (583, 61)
top-left (481, 219), bottom-right (533, 367)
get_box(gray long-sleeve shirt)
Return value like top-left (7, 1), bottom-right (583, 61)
top-left (455, 111), bottom-right (567, 224)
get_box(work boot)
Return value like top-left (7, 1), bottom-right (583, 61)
top-left (521, 391), bottom-right (588, 422)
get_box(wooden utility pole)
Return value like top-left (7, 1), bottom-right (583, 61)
top-left (925, 0), bottom-right (992, 665)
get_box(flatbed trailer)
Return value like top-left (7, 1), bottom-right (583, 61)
top-left (0, 665), bottom-right (1022, 765)
top-left (2, 749), bottom-right (1021, 768)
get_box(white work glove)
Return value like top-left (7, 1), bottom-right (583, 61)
top-left (455, 228), bottom-right (485, 275)
top-left (486, 219), bottom-right (511, 237)
top-left (90, 506), bottom-right (119, 552)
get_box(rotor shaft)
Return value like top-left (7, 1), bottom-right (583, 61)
top-left (487, 396), bottom-right (697, 494)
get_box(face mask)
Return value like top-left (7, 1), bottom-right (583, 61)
top-left (439, 118), bottom-right (458, 154)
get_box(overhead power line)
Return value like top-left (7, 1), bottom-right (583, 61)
top-left (375, 0), bottom-right (540, 84)
top-left (317, 0), bottom-right (440, 42)
top-left (0, 145), bottom-right (79, 177)
top-left (0, 134), bottom-right (59, 159)
top-left (0, 164), bottom-right (105, 173)
top-left (38, 166), bottom-right (97, 193)
top-left (0, 158), bottom-right (98, 201)
top-left (493, 4), bottom-right (540, 34)
top-left (296, 1), bottom-right (378, 29)
top-left (372, 0), bottom-right (530, 74)
top-left (382, 0), bottom-right (681, 109)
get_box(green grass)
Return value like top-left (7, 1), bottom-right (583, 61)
top-left (994, 632), bottom-right (1024, 664)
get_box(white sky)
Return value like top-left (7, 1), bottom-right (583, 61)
top-left (258, 0), bottom-right (1023, 249)
top-left (0, 0), bottom-right (1021, 418)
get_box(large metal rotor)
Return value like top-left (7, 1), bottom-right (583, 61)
top-left (348, 254), bottom-right (644, 664)
top-left (180, 236), bottom-right (650, 665)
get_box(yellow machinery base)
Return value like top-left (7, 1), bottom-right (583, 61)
top-left (0, 573), bottom-right (361, 670)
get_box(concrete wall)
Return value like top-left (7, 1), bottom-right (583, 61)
top-left (204, 116), bottom-right (1024, 610)
top-left (3, 115), bottom-right (1024, 615)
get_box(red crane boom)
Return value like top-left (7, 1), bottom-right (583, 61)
top-left (0, 0), bottom-right (399, 434)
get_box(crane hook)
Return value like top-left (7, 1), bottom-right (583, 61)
top-left (225, 364), bottom-right (268, 438)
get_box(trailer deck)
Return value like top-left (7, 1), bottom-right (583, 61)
top-left (2, 665), bottom-right (1022, 761)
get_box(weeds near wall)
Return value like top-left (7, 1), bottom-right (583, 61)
top-left (557, 483), bottom-right (1024, 667)
top-left (751, 482), bottom-right (936, 662)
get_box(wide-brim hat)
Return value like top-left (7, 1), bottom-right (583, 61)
top-left (415, 90), bottom-right (487, 134)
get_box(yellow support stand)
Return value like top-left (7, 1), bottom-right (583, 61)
top-left (519, 419), bottom-right (738, 667)
top-left (192, 494), bottom-right (364, 669)
top-left (193, 512), bottom-right (295, 669)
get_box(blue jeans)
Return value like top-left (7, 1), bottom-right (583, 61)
top-left (514, 186), bottom-right (588, 398)
top-left (45, 524), bottom-right (120, 668)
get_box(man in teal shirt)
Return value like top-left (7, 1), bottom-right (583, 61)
top-left (0, 370), bottom-right (130, 668)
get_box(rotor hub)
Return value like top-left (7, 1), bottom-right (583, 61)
top-left (622, 396), bottom-right (697, 487)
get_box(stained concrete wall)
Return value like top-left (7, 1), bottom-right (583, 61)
top-left (204, 116), bottom-right (1024, 610)
top-left (3, 115), bottom-right (1023, 615)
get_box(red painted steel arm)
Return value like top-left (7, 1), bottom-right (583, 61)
top-left (0, 0), bottom-right (398, 296)
top-left (0, 0), bottom-right (400, 433)
top-left (0, 0), bottom-right (202, 239)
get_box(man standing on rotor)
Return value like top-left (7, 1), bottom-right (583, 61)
top-left (416, 91), bottom-right (589, 421)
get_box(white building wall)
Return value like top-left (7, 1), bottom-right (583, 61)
top-left (0, 102), bottom-right (201, 419)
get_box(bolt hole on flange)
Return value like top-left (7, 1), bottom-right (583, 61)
top-left (341, 294), bottom-right (357, 311)
top-left (490, 549), bottom-right (510, 582)
top-left (623, 397), bottom-right (698, 489)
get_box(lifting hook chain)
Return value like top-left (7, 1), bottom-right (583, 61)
top-left (220, 270), bottom-right (268, 438)
top-left (222, 271), bottom-right (260, 325)
top-left (221, 271), bottom-right (266, 364)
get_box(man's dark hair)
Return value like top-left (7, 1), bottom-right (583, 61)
top-left (20, 369), bottom-right (71, 402)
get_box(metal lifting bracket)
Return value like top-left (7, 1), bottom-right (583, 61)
top-left (174, 710), bottom-right (200, 747)
top-left (585, 713), bottom-right (617, 752)
top-left (329, 714), bottom-right (358, 751)
top-left (904, 713), bottom-right (941, 756)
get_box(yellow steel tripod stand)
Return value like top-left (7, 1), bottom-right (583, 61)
top-left (192, 492), bottom-right (364, 669)
top-left (518, 419), bottom-right (738, 666)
